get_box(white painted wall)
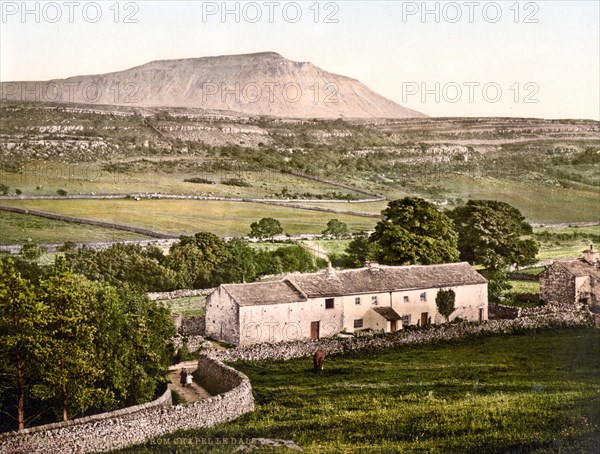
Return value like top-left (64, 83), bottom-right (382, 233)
top-left (237, 297), bottom-right (343, 345)
top-left (207, 283), bottom-right (488, 346)
top-left (340, 291), bottom-right (393, 333)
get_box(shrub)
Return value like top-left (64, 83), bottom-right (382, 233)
top-left (184, 177), bottom-right (215, 184)
top-left (222, 178), bottom-right (251, 187)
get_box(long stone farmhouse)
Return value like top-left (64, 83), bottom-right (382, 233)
top-left (540, 246), bottom-right (600, 312)
top-left (205, 262), bottom-right (488, 346)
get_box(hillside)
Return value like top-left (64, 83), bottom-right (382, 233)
top-left (0, 52), bottom-right (425, 119)
top-left (0, 102), bottom-right (597, 246)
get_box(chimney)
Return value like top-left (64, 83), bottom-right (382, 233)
top-left (326, 261), bottom-right (336, 277)
top-left (582, 244), bottom-right (600, 264)
top-left (365, 261), bottom-right (380, 270)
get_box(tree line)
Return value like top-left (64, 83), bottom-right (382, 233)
top-left (0, 257), bottom-right (174, 432)
top-left (57, 233), bottom-right (324, 293)
top-left (339, 197), bottom-right (538, 302)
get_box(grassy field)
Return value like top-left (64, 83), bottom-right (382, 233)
top-left (115, 328), bottom-right (600, 453)
top-left (0, 210), bottom-right (150, 244)
top-left (157, 296), bottom-right (206, 318)
top-left (427, 174), bottom-right (599, 224)
top-left (0, 199), bottom-right (377, 239)
top-left (508, 280), bottom-right (540, 294)
top-left (0, 162), bottom-right (367, 199)
top-left (534, 225), bottom-right (600, 261)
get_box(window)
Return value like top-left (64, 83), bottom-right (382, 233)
top-left (403, 296), bottom-right (409, 303)
top-left (420, 292), bottom-right (427, 302)
top-left (371, 295), bottom-right (378, 305)
top-left (402, 315), bottom-right (411, 327)
top-left (355, 297), bottom-right (361, 305)
top-left (354, 319), bottom-right (364, 329)
top-left (325, 298), bottom-right (334, 309)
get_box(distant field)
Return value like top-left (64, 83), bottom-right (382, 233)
top-left (0, 162), bottom-right (368, 199)
top-left (115, 328), bottom-right (600, 453)
top-left (292, 200), bottom-right (387, 216)
top-left (428, 174), bottom-right (599, 224)
top-left (0, 210), bottom-right (150, 245)
top-left (293, 175), bottom-right (600, 224)
top-left (534, 224), bottom-right (600, 261)
top-left (0, 199), bottom-right (377, 238)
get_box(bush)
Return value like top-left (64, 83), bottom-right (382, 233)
top-left (56, 189), bottom-right (68, 196)
top-left (222, 178), bottom-right (251, 187)
top-left (184, 177), bottom-right (215, 184)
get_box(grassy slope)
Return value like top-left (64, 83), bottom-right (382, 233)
top-left (0, 210), bottom-right (150, 244)
top-left (115, 328), bottom-right (600, 453)
top-left (0, 164), bottom-right (367, 199)
top-left (428, 175), bottom-right (599, 224)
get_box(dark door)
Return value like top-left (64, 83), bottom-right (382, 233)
top-left (310, 321), bottom-right (320, 340)
top-left (420, 312), bottom-right (428, 327)
top-left (390, 320), bottom-right (397, 332)
top-left (479, 308), bottom-right (484, 322)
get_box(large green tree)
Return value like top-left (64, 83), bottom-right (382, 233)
top-left (449, 200), bottom-right (538, 302)
top-left (218, 238), bottom-right (258, 284)
top-left (322, 219), bottom-right (349, 238)
top-left (64, 244), bottom-right (178, 292)
top-left (1, 258), bottom-right (175, 430)
top-left (449, 200), bottom-right (538, 270)
top-left (0, 258), bottom-right (39, 430)
top-left (168, 232), bottom-right (230, 288)
top-left (33, 259), bottom-right (110, 422)
top-left (249, 217), bottom-right (284, 242)
top-left (369, 198), bottom-right (459, 265)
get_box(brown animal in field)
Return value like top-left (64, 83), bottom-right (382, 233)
top-left (313, 349), bottom-right (325, 372)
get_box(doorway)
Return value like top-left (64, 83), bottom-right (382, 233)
top-left (310, 321), bottom-right (320, 340)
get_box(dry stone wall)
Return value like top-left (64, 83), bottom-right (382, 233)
top-left (0, 356), bottom-right (254, 454)
top-left (206, 311), bottom-right (594, 363)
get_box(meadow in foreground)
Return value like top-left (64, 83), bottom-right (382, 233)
top-left (115, 328), bottom-right (600, 453)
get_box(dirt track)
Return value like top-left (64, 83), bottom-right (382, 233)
top-left (168, 360), bottom-right (211, 403)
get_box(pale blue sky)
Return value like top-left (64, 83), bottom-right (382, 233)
top-left (1, 0), bottom-right (599, 119)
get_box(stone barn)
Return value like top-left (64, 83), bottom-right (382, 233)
top-left (205, 262), bottom-right (488, 346)
top-left (540, 246), bottom-right (600, 312)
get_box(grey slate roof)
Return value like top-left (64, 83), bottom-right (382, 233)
top-left (553, 259), bottom-right (600, 279)
top-left (372, 306), bottom-right (402, 321)
top-left (222, 281), bottom-right (307, 307)
top-left (217, 262), bottom-right (486, 307)
top-left (287, 262), bottom-right (487, 298)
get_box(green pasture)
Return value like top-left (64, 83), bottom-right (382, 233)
top-left (115, 328), bottom-right (600, 453)
top-left (0, 161), bottom-right (366, 199)
top-left (0, 209), bottom-right (150, 245)
top-left (0, 199), bottom-right (377, 239)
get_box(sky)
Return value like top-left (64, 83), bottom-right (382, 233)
top-left (1, 0), bottom-right (599, 119)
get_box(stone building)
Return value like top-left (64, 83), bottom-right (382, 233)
top-left (540, 246), bottom-right (600, 312)
top-left (205, 262), bottom-right (488, 346)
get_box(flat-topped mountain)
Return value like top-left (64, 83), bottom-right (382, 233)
top-left (1, 52), bottom-right (425, 119)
